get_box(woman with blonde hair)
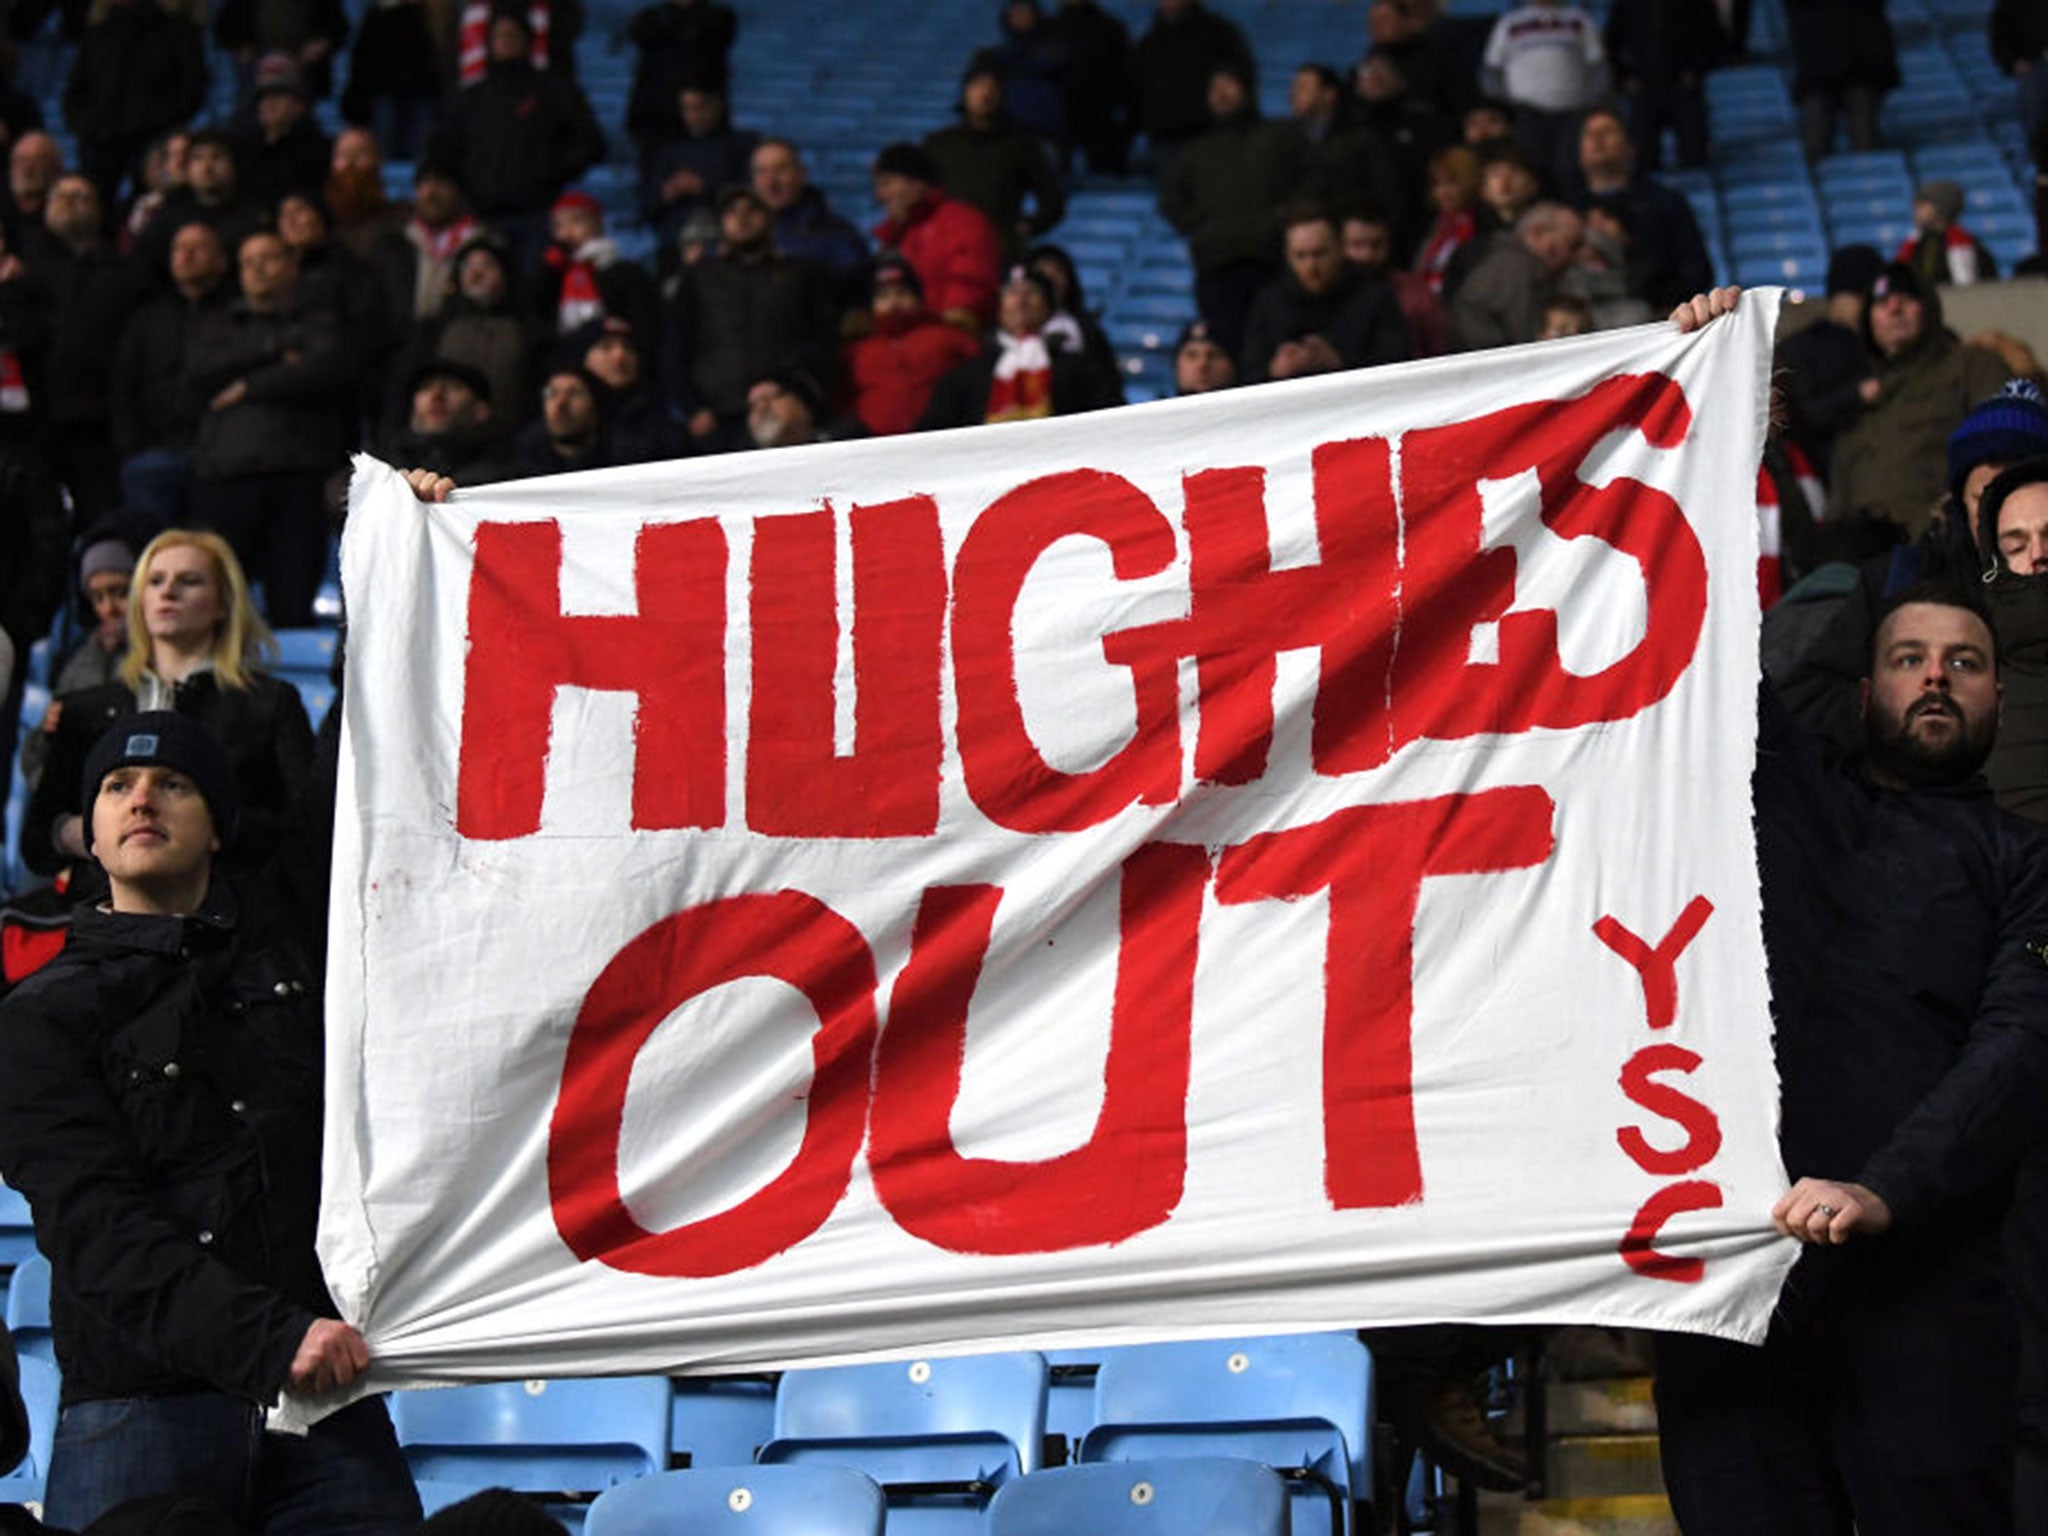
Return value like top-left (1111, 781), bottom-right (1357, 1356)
top-left (21, 529), bottom-right (313, 897)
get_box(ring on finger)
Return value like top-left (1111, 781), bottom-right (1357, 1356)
top-left (1816, 1203), bottom-right (1838, 1217)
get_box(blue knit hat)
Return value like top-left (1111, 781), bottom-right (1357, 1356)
top-left (1948, 379), bottom-right (2048, 502)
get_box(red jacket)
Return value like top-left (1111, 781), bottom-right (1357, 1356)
top-left (873, 191), bottom-right (1003, 328)
top-left (841, 311), bottom-right (981, 436)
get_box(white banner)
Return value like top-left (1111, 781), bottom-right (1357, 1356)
top-left (319, 295), bottom-right (1795, 1396)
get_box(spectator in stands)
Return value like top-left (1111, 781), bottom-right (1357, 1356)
top-left (1897, 178), bottom-right (1998, 288)
top-left (1159, 63), bottom-right (1304, 362)
top-left (369, 160), bottom-right (480, 325)
top-left (61, 0), bottom-right (207, 208)
top-left (1463, 96), bottom-right (1515, 147)
top-left (439, 6), bottom-right (605, 268)
top-left (1239, 203), bottom-right (1409, 385)
top-left (1569, 107), bottom-right (1710, 310)
top-left (1449, 199), bottom-right (1580, 351)
top-left (1993, 0), bottom-right (2048, 153)
top-left (1601, 0), bottom-right (1717, 170)
top-left (0, 385), bottom-right (64, 779)
top-left (1172, 315), bottom-right (1235, 393)
top-left (511, 362), bottom-right (612, 473)
top-left (623, 0), bottom-right (736, 178)
top-left (4, 129), bottom-right (63, 247)
top-left (121, 128), bottom-right (190, 256)
top-left (746, 366), bottom-right (847, 448)
top-left (1829, 263), bottom-right (2013, 533)
top-left (1351, 48), bottom-right (1452, 251)
top-left (49, 535), bottom-right (136, 697)
top-left (1786, 0), bottom-right (1896, 161)
top-left (664, 184), bottom-right (837, 451)
top-left (1536, 291), bottom-right (1591, 338)
top-left (111, 221), bottom-right (231, 525)
top-left (532, 189), bottom-right (659, 345)
top-left (751, 137), bottom-right (870, 307)
top-left (323, 128), bottom-right (405, 260)
top-left (1287, 62), bottom-right (1404, 231)
top-left (1026, 242), bottom-right (1124, 406)
top-left (0, 705), bottom-right (420, 1534)
top-left (1656, 576), bottom-right (2048, 1536)
top-left (133, 130), bottom-right (267, 292)
top-left (20, 527), bottom-right (313, 893)
top-left (1559, 197), bottom-right (1651, 329)
top-left (0, 40), bottom-right (43, 158)
top-left (1480, 0), bottom-right (1607, 188)
top-left (1126, 0), bottom-right (1254, 175)
top-left (1047, 0), bottom-right (1130, 175)
top-left (38, 172), bottom-right (143, 524)
top-left (1779, 379), bottom-right (2048, 751)
top-left (213, 0), bottom-right (348, 122)
top-left (923, 60), bottom-right (1065, 262)
top-left (979, 0), bottom-right (1071, 152)
top-left (1776, 243), bottom-right (1885, 484)
top-left (918, 264), bottom-right (1116, 429)
top-left (185, 228), bottom-right (355, 627)
top-left (236, 55), bottom-right (332, 211)
top-left (279, 189), bottom-right (395, 418)
top-left (376, 357), bottom-right (513, 483)
top-left (1476, 140), bottom-right (1543, 236)
top-left (567, 314), bottom-right (685, 464)
top-left (643, 78), bottom-right (756, 268)
top-left (454, 0), bottom-right (585, 86)
top-left (839, 257), bottom-right (980, 437)
top-left (338, 0), bottom-right (445, 161)
top-left (1415, 144), bottom-right (1482, 297)
top-left (1344, 201), bottom-right (1445, 354)
top-left (389, 232), bottom-right (536, 437)
top-left (870, 141), bottom-right (1004, 332)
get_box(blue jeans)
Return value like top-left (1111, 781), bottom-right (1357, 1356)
top-left (43, 1393), bottom-right (421, 1536)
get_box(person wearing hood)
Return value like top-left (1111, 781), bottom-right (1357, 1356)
top-left (1897, 178), bottom-right (1998, 289)
top-left (922, 60), bottom-right (1065, 262)
top-left (512, 362), bottom-right (613, 474)
top-left (386, 233), bottom-right (541, 437)
top-left (376, 356), bottom-right (514, 484)
top-left (915, 264), bottom-right (1116, 430)
top-left (1777, 378), bottom-right (2048, 746)
top-left (869, 142), bottom-right (1003, 332)
top-left (435, 6), bottom-right (605, 268)
top-left (1158, 62), bottom-right (1306, 361)
top-left (531, 190), bottom-right (660, 345)
top-left (1776, 242), bottom-right (1887, 484)
top-left (566, 313), bottom-right (686, 464)
top-left (839, 257), bottom-right (979, 436)
top-left (1828, 262), bottom-right (2014, 533)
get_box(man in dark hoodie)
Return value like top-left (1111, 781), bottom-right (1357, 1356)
top-left (1158, 62), bottom-right (1305, 360)
top-left (567, 314), bottom-right (685, 465)
top-left (1828, 262), bottom-right (2012, 532)
top-left (922, 60), bottom-right (1065, 262)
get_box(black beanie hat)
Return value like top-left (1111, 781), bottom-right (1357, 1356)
top-left (872, 142), bottom-right (940, 185)
top-left (80, 712), bottom-right (238, 850)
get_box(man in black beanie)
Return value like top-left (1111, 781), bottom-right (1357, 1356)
top-left (0, 712), bottom-right (419, 1535)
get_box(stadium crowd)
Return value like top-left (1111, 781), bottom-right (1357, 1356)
top-left (2, 0), bottom-right (2048, 1531)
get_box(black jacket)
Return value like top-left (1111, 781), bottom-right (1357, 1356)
top-left (922, 119), bottom-right (1065, 257)
top-left (184, 293), bottom-right (356, 480)
top-left (662, 248), bottom-right (836, 418)
top-left (0, 785), bottom-right (338, 1406)
top-left (623, 0), bottom-right (736, 141)
top-left (61, 0), bottom-right (207, 149)
top-left (1237, 265), bottom-right (1412, 384)
top-left (110, 284), bottom-right (231, 457)
top-left (441, 59), bottom-right (605, 218)
top-left (1126, 0), bottom-right (1253, 145)
top-left (1757, 691), bottom-right (2048, 1299)
top-left (36, 241), bottom-right (144, 431)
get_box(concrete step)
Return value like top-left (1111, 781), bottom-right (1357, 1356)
top-left (1546, 1434), bottom-right (1667, 1501)
top-left (1546, 1376), bottom-right (1658, 1437)
top-left (1479, 1492), bottom-right (1678, 1536)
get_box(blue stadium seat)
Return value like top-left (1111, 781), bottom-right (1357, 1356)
top-left (669, 1375), bottom-right (777, 1470)
top-left (988, 1459), bottom-right (1289, 1536)
top-left (584, 1465), bottom-right (886, 1536)
top-left (5, 1251), bottom-right (52, 1367)
top-left (392, 1377), bottom-right (672, 1501)
top-left (0, 1356), bottom-right (59, 1504)
top-left (1079, 1333), bottom-right (1376, 1536)
top-left (269, 627), bottom-right (339, 675)
top-left (1041, 1349), bottom-right (1101, 1452)
top-left (759, 1352), bottom-right (1048, 1524)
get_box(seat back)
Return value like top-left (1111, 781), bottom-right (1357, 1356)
top-left (988, 1458), bottom-right (1288, 1536)
top-left (584, 1465), bottom-right (885, 1536)
top-left (0, 1181), bottom-right (34, 1270)
top-left (391, 1377), bottom-right (672, 1496)
top-left (3, 1254), bottom-right (51, 1367)
top-left (760, 1352), bottom-right (1048, 1488)
top-left (669, 1374), bottom-right (777, 1469)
